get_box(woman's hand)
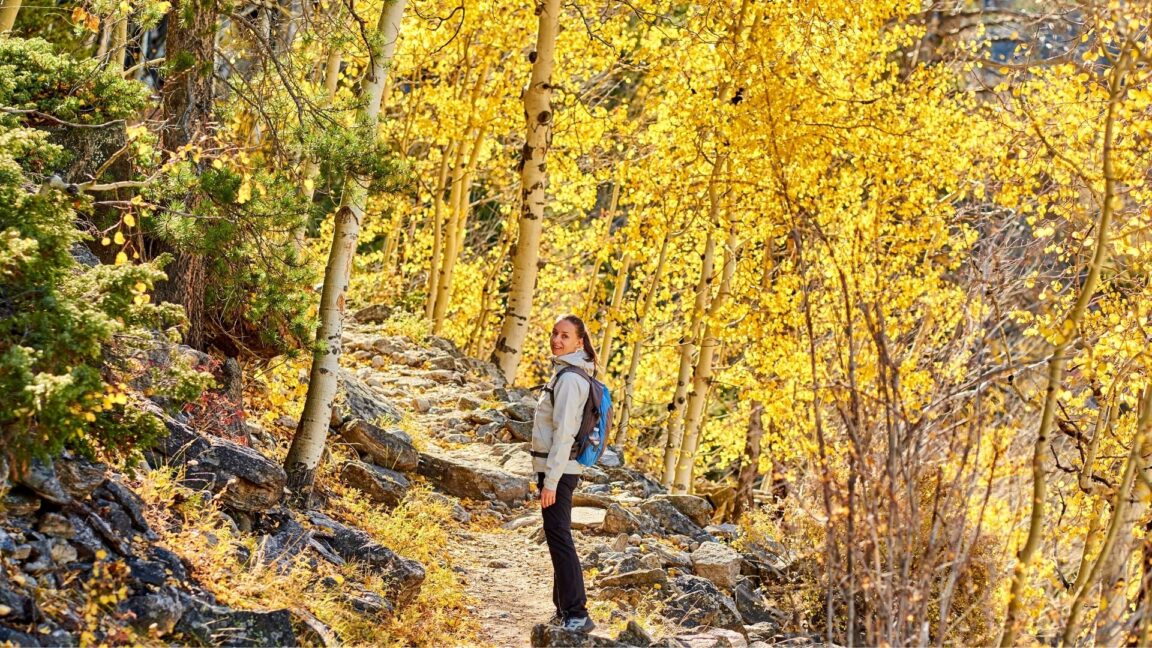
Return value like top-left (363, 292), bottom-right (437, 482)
top-left (541, 487), bottom-right (556, 508)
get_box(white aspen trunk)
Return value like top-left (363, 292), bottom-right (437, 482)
top-left (597, 252), bottom-right (631, 376)
top-left (424, 143), bottom-right (454, 319)
top-left (431, 142), bottom-right (468, 332)
top-left (0, 0), bottom-right (20, 32)
top-left (674, 219), bottom-right (739, 494)
top-left (433, 112), bottom-right (488, 333)
top-left (662, 231), bottom-right (715, 487)
top-left (283, 0), bottom-right (406, 505)
top-left (490, 0), bottom-right (561, 384)
top-left (614, 232), bottom-right (670, 446)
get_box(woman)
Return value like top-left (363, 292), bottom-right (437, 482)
top-left (531, 314), bottom-right (597, 633)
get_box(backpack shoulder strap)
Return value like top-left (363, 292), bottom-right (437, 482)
top-left (547, 365), bottom-right (590, 405)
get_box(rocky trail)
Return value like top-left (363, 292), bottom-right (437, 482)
top-left (0, 318), bottom-right (822, 647)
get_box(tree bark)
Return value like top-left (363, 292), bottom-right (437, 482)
top-left (284, 0), bottom-right (407, 507)
top-left (156, 0), bottom-right (218, 350)
top-left (662, 230), bottom-right (714, 487)
top-left (0, 0), bottom-right (20, 33)
top-left (424, 143), bottom-right (455, 319)
top-left (109, 14), bottom-right (129, 71)
top-left (674, 216), bottom-right (738, 494)
top-left (614, 232), bottom-right (669, 447)
top-left (490, 0), bottom-right (562, 385)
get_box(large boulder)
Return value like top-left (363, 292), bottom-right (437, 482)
top-left (664, 575), bottom-right (744, 635)
top-left (55, 454), bottom-right (107, 500)
top-left (174, 593), bottom-right (298, 646)
top-left (602, 504), bottom-right (645, 535)
top-left (338, 369), bottom-right (402, 424)
top-left (691, 542), bottom-right (742, 590)
top-left (307, 512), bottom-right (424, 605)
top-left (416, 453), bottom-right (530, 505)
top-left (339, 420), bottom-right (419, 473)
top-left (149, 412), bottom-right (287, 513)
top-left (653, 494), bottom-right (714, 528)
top-left (339, 461), bottom-right (411, 509)
top-left (733, 580), bottom-right (782, 627)
top-left (640, 499), bottom-right (707, 540)
top-left (572, 507), bottom-right (607, 530)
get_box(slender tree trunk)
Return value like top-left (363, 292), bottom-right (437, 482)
top-left (425, 144), bottom-right (455, 319)
top-left (662, 231), bottom-right (715, 487)
top-left (674, 217), bottom-right (738, 494)
top-left (733, 400), bottom-right (765, 521)
top-left (156, 0), bottom-right (218, 350)
top-left (0, 0), bottom-right (20, 33)
top-left (490, 0), bottom-right (561, 384)
top-left (1002, 47), bottom-right (1130, 648)
top-left (284, 0), bottom-right (407, 506)
top-left (614, 232), bottom-right (669, 447)
top-left (597, 252), bottom-right (631, 375)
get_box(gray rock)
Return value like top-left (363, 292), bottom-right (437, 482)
top-left (664, 575), bottom-right (744, 635)
top-left (2, 489), bottom-right (41, 516)
top-left (338, 369), bottom-right (402, 424)
top-left (653, 545), bottom-right (693, 569)
top-left (124, 589), bottom-right (185, 636)
top-left (175, 594), bottom-right (298, 646)
top-left (149, 410), bottom-right (287, 513)
top-left (504, 419), bottom-right (534, 442)
top-left (500, 450), bottom-right (536, 478)
top-left (599, 446), bottom-right (624, 468)
top-left (572, 492), bottom-right (616, 508)
top-left (0, 625), bottom-right (42, 646)
top-left (531, 624), bottom-right (628, 647)
top-left (605, 467), bottom-right (665, 498)
top-left (430, 356), bottom-right (460, 372)
top-left (654, 495), bottom-right (714, 528)
top-left (596, 568), bottom-right (668, 589)
top-left (662, 628), bottom-right (748, 648)
top-left (739, 539), bottom-right (796, 583)
top-left (101, 479), bottom-right (153, 536)
top-left (743, 622), bottom-right (785, 644)
top-left (16, 458), bottom-right (71, 504)
top-left (339, 461), bottom-right (411, 509)
top-left (572, 507), bottom-right (607, 530)
top-left (505, 403), bottom-right (535, 422)
top-left (55, 455), bottom-right (107, 500)
top-left (339, 419), bottom-right (420, 473)
top-left (307, 512), bottom-right (425, 605)
top-left (692, 542), bottom-right (742, 590)
top-left (602, 504), bottom-right (644, 535)
top-left (352, 303), bottom-right (392, 323)
top-left (641, 499), bottom-right (708, 540)
top-left (37, 513), bottom-right (76, 539)
top-left (346, 591), bottom-right (393, 617)
top-left (734, 580), bottom-right (782, 626)
top-left (616, 620), bottom-right (653, 647)
top-left (417, 453), bottom-right (530, 505)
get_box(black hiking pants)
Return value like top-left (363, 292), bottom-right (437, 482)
top-left (537, 472), bottom-right (588, 619)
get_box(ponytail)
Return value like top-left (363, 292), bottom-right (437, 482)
top-left (559, 314), bottom-right (598, 370)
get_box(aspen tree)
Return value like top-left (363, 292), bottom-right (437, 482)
top-left (674, 217), bottom-right (739, 494)
top-left (597, 252), bottom-right (631, 374)
top-left (284, 0), bottom-right (407, 505)
top-left (490, 0), bottom-right (561, 384)
top-left (663, 230), bottom-right (714, 486)
top-left (0, 0), bottom-right (19, 33)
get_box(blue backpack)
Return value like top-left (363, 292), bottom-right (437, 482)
top-left (549, 366), bottom-right (613, 467)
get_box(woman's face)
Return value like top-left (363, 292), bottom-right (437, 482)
top-left (550, 319), bottom-right (582, 357)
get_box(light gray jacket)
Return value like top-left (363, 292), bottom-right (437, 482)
top-left (531, 351), bottom-right (593, 490)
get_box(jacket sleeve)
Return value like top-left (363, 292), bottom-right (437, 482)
top-left (544, 372), bottom-right (589, 490)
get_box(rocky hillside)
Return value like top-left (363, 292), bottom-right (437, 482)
top-left (0, 319), bottom-right (819, 648)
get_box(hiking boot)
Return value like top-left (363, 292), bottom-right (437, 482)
top-left (546, 612), bottom-right (565, 626)
top-left (559, 615), bottom-right (595, 633)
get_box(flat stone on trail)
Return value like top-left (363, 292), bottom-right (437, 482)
top-left (416, 452), bottom-right (530, 505)
top-left (571, 507), bottom-right (607, 530)
top-left (339, 419), bottom-right (420, 473)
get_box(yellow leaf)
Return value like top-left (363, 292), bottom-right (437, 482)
top-left (115, 251), bottom-right (128, 265)
top-left (113, 231), bottom-right (126, 245)
top-left (101, 236), bottom-right (111, 246)
top-left (124, 214), bottom-right (136, 227)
